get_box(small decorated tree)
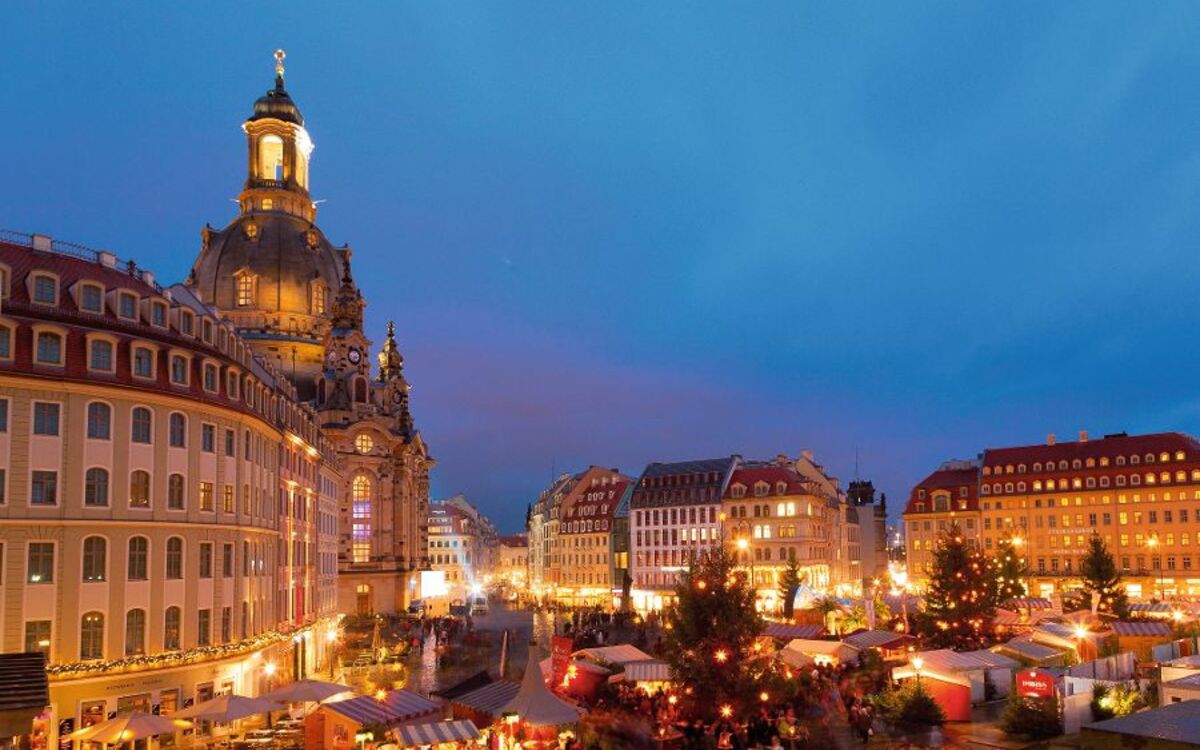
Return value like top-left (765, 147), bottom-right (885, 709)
top-left (917, 525), bottom-right (999, 648)
top-left (993, 536), bottom-right (1029, 603)
top-left (1079, 534), bottom-right (1129, 619)
top-left (778, 558), bottom-right (803, 619)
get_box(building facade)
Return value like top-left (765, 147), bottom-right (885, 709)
top-left (905, 431), bottom-right (1200, 600)
top-left (629, 457), bottom-right (738, 612)
top-left (558, 468), bottom-right (632, 607)
top-left (0, 231), bottom-right (341, 746)
top-left (186, 57), bottom-right (433, 616)
top-left (426, 495), bottom-right (497, 601)
top-left (494, 534), bottom-right (528, 594)
top-left (720, 460), bottom-right (835, 611)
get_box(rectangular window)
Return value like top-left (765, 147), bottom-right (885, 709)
top-left (180, 312), bottom-right (193, 335)
top-left (80, 285), bottom-right (103, 313)
top-left (32, 275), bottom-right (57, 304)
top-left (30, 471), bottom-right (57, 505)
top-left (204, 364), bottom-right (218, 392)
top-left (170, 356), bottom-right (188, 385)
top-left (222, 543), bottom-right (233, 578)
top-left (89, 340), bottom-right (114, 372)
top-left (0, 327), bottom-right (9, 359)
top-left (33, 402), bottom-right (60, 435)
top-left (222, 485), bottom-right (233, 513)
top-left (35, 332), bottom-right (62, 364)
top-left (24, 621), bottom-right (51, 654)
top-left (197, 609), bottom-right (211, 646)
top-left (151, 303), bottom-right (167, 327)
top-left (202, 424), bottom-right (215, 452)
top-left (199, 482), bottom-right (214, 511)
top-left (0, 399), bottom-right (8, 432)
top-left (27, 542), bottom-right (53, 583)
top-left (224, 429), bottom-right (235, 457)
top-left (199, 543), bottom-right (213, 578)
top-left (133, 348), bottom-right (154, 378)
top-left (118, 293), bottom-right (138, 319)
top-left (221, 607), bottom-right (232, 643)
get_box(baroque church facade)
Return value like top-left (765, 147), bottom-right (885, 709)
top-left (188, 52), bottom-right (432, 615)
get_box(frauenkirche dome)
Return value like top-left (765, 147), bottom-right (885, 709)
top-left (188, 49), bottom-right (351, 400)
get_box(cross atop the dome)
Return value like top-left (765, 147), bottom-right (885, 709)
top-left (274, 49), bottom-right (286, 79)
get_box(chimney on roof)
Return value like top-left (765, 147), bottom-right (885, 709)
top-left (1047, 434), bottom-right (1056, 446)
top-left (1079, 430), bottom-right (1089, 443)
top-left (802, 449), bottom-right (814, 462)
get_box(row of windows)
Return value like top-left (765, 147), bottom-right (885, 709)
top-left (13, 268), bottom-right (252, 363)
top-left (983, 450), bottom-right (1188, 476)
top-left (22, 467), bottom-right (269, 515)
top-left (28, 537), bottom-right (269, 584)
top-left (726, 501), bottom-right (807, 519)
top-left (728, 481), bottom-right (792, 498)
top-left (47, 604), bottom-right (238, 660)
top-left (984, 470), bottom-right (1200, 495)
top-left (635, 506), bottom-right (718, 527)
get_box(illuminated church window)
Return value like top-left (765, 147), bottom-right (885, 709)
top-left (355, 434), bottom-right (373, 454)
top-left (352, 475), bottom-right (371, 563)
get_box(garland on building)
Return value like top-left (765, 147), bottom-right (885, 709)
top-left (45, 624), bottom-right (319, 680)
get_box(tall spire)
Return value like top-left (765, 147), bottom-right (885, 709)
top-left (274, 48), bottom-right (286, 82)
top-left (377, 321), bottom-right (404, 381)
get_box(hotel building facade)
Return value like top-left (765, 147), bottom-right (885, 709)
top-left (0, 231), bottom-right (341, 745)
top-left (905, 431), bottom-right (1200, 600)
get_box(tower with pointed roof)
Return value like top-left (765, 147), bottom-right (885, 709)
top-left (188, 51), bottom-right (434, 616)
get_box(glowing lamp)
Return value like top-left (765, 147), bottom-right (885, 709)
top-left (263, 662), bottom-right (277, 677)
top-left (719, 705), bottom-right (733, 718)
top-left (911, 657), bottom-right (923, 672)
top-left (759, 691), bottom-right (770, 702)
top-left (714, 649), bottom-right (728, 663)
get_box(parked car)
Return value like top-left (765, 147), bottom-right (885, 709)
top-left (469, 595), bottom-right (489, 617)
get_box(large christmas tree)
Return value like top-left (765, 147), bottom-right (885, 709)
top-left (993, 536), bottom-right (1029, 603)
top-left (1079, 534), bottom-right (1129, 618)
top-left (919, 525), bottom-right (999, 648)
top-left (662, 546), bottom-right (765, 718)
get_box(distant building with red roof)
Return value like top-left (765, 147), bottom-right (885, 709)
top-left (905, 430), bottom-right (1200, 601)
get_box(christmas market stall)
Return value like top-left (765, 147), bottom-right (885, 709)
top-left (497, 651), bottom-right (584, 748)
top-left (304, 690), bottom-right (439, 750)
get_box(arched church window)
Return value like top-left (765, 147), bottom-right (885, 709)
top-left (351, 475), bottom-right (371, 563)
top-left (312, 282), bottom-right (326, 315)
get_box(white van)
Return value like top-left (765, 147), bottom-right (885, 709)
top-left (469, 595), bottom-right (489, 617)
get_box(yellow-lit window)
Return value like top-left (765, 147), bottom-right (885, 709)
top-left (355, 434), bottom-right (373, 454)
top-left (237, 275), bottom-right (254, 307)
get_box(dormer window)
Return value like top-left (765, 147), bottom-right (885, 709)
top-left (34, 330), bottom-right (63, 366)
top-left (31, 274), bottom-right (57, 305)
top-left (118, 292), bottom-right (138, 320)
top-left (179, 310), bottom-right (194, 336)
top-left (79, 284), bottom-right (104, 313)
top-left (150, 302), bottom-right (167, 328)
top-left (132, 346), bottom-right (155, 379)
top-left (202, 319), bottom-right (213, 344)
top-left (170, 355), bottom-right (189, 386)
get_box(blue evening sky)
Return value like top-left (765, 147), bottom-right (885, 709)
top-left (3, 4), bottom-right (1199, 532)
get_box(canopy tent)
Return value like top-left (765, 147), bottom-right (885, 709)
top-left (623, 659), bottom-right (671, 683)
top-left (502, 649), bottom-right (583, 727)
top-left (173, 694), bottom-right (282, 722)
top-left (450, 680), bottom-right (521, 724)
top-left (392, 719), bottom-right (479, 747)
top-left (762, 622), bottom-right (825, 640)
top-left (71, 712), bottom-right (192, 744)
top-left (780, 638), bottom-right (858, 666)
top-left (322, 690), bottom-right (439, 726)
top-left (265, 678), bottom-right (353, 704)
top-left (791, 583), bottom-right (820, 611)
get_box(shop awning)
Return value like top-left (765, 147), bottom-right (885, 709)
top-left (393, 719), bottom-right (479, 746)
top-left (0, 653), bottom-right (48, 738)
top-left (623, 659), bottom-right (671, 683)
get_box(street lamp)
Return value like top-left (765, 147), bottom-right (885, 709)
top-left (911, 656), bottom-right (923, 686)
top-left (735, 537), bottom-right (757, 607)
top-left (326, 629), bottom-right (338, 678)
top-left (1148, 536), bottom-right (1164, 600)
top-left (892, 569), bottom-right (910, 634)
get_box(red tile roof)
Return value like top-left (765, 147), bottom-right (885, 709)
top-left (904, 464), bottom-right (979, 515)
top-left (724, 464), bottom-right (809, 499)
top-left (982, 432), bottom-right (1200, 472)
